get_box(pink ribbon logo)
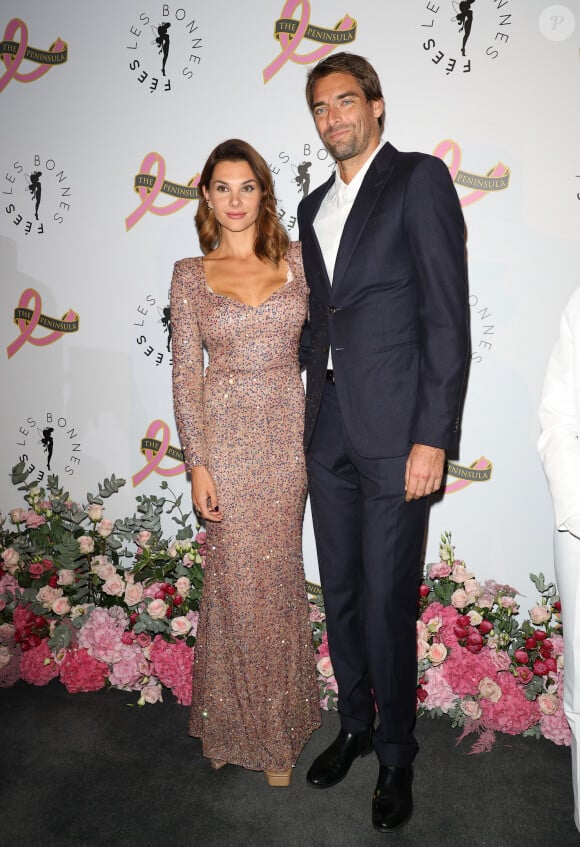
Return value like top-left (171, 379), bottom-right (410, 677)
top-left (263, 1), bottom-right (357, 83)
top-left (445, 456), bottom-right (493, 494)
top-left (125, 152), bottom-right (200, 231)
top-left (132, 419), bottom-right (186, 487)
top-left (7, 288), bottom-right (79, 358)
top-left (0, 18), bottom-right (67, 94)
top-left (434, 140), bottom-right (510, 208)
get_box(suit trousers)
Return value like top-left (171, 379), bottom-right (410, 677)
top-left (306, 378), bottom-right (427, 766)
top-left (554, 527), bottom-right (580, 833)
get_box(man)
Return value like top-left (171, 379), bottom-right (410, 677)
top-left (298, 53), bottom-right (469, 833)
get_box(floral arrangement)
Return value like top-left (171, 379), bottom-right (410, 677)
top-left (0, 462), bottom-right (205, 706)
top-left (0, 466), bottom-right (570, 751)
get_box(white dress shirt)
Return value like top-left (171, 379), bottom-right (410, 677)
top-left (313, 140), bottom-right (385, 368)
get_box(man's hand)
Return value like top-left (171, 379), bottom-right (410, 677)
top-left (405, 444), bottom-right (445, 501)
top-left (191, 466), bottom-right (223, 522)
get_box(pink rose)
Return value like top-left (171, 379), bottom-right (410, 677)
top-left (0, 623), bottom-right (15, 640)
top-left (93, 562), bottom-right (116, 581)
top-left (428, 562), bottom-right (452, 579)
top-left (135, 633), bottom-right (151, 648)
top-left (148, 598), bottom-right (168, 620)
top-left (461, 699), bottom-right (482, 720)
top-left (428, 643), bottom-right (448, 666)
top-left (0, 645), bottom-right (11, 668)
top-left (29, 562), bottom-right (45, 579)
top-left (2, 548), bottom-right (20, 568)
top-left (175, 577), bottom-right (191, 598)
top-left (25, 511), bottom-right (46, 528)
top-left (51, 597), bottom-right (71, 616)
top-left (136, 530), bottom-right (152, 548)
top-left (170, 616), bottom-right (192, 637)
top-left (538, 693), bottom-right (559, 716)
top-left (451, 589), bottom-right (469, 609)
top-left (139, 683), bottom-right (163, 705)
top-left (317, 656), bottom-right (334, 678)
top-left (500, 595), bottom-right (517, 609)
top-left (97, 519), bottom-right (114, 538)
top-left (124, 582), bottom-right (144, 607)
top-left (515, 666), bottom-right (534, 684)
top-left (57, 569), bottom-right (75, 586)
top-left (464, 579), bottom-right (482, 599)
top-left (478, 593), bottom-right (494, 609)
top-left (478, 677), bottom-right (502, 702)
top-left (102, 575), bottom-right (126, 597)
top-left (416, 620), bottom-right (428, 641)
top-left (450, 565), bottom-right (474, 584)
top-left (530, 604), bottom-right (551, 625)
top-left (37, 586), bottom-right (63, 609)
top-left (78, 535), bottom-right (95, 555)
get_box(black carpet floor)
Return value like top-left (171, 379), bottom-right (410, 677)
top-left (1, 680), bottom-right (579, 847)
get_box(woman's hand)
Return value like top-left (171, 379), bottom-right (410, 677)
top-left (191, 466), bottom-right (223, 522)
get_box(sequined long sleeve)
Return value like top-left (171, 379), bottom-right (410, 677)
top-left (170, 259), bottom-right (205, 468)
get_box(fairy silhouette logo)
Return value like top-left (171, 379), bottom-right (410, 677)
top-left (420, 0), bottom-right (513, 76)
top-left (3, 155), bottom-right (72, 235)
top-left (133, 291), bottom-right (173, 369)
top-left (264, 1), bottom-right (357, 83)
top-left (7, 288), bottom-right (79, 359)
top-left (0, 18), bottom-right (67, 93)
top-left (125, 152), bottom-right (200, 230)
top-left (126, 6), bottom-right (204, 94)
top-left (271, 141), bottom-right (334, 233)
top-left (16, 411), bottom-right (83, 482)
top-left (133, 419), bottom-right (185, 487)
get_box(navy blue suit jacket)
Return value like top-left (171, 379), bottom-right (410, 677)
top-left (298, 142), bottom-right (469, 459)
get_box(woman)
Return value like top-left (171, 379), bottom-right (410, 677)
top-left (170, 139), bottom-right (320, 786)
top-left (538, 287), bottom-right (580, 832)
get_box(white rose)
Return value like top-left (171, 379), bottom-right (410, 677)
top-left (529, 604), bottom-right (551, 625)
top-left (2, 548), bottom-right (20, 567)
top-left (478, 677), bottom-right (502, 703)
top-left (467, 610), bottom-right (483, 627)
top-left (57, 569), bottom-right (75, 586)
top-left (148, 598), bottom-right (168, 620)
top-left (170, 616), bottom-right (192, 636)
top-left (0, 646), bottom-right (11, 668)
top-left (87, 504), bottom-right (104, 522)
top-left (102, 575), bottom-right (126, 597)
top-left (428, 643), bottom-right (448, 666)
top-left (97, 519), bottom-right (114, 538)
top-left (461, 699), bottom-right (482, 720)
top-left (175, 576), bottom-right (191, 598)
top-left (78, 535), bottom-right (95, 554)
top-left (124, 582), bottom-right (145, 607)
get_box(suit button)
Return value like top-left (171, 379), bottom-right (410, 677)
top-left (328, 305), bottom-right (336, 314)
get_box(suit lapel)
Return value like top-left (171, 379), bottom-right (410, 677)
top-left (331, 143), bottom-right (398, 294)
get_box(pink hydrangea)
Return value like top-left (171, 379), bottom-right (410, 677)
top-left (479, 669), bottom-right (540, 735)
top-left (0, 641), bottom-right (21, 687)
top-left (441, 645), bottom-right (499, 697)
top-left (0, 572), bottom-right (19, 596)
top-left (150, 635), bottom-right (194, 705)
top-left (109, 644), bottom-right (151, 691)
top-left (60, 648), bottom-right (109, 693)
top-left (423, 666), bottom-right (457, 713)
top-left (78, 606), bottom-right (129, 664)
top-left (540, 707), bottom-right (572, 745)
top-left (421, 602), bottom-right (461, 648)
top-left (20, 640), bottom-right (60, 686)
top-left (317, 630), bottom-right (330, 659)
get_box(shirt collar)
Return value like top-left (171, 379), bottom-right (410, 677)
top-left (333, 139), bottom-right (385, 204)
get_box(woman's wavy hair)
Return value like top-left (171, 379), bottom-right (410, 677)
top-left (195, 139), bottom-right (289, 267)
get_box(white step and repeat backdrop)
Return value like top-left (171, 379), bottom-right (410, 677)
top-left (1, 1), bottom-right (579, 597)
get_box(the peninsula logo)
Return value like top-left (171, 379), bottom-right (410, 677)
top-left (126, 6), bottom-right (203, 94)
top-left (133, 419), bottom-right (185, 487)
top-left (125, 152), bottom-right (200, 230)
top-left (0, 18), bottom-right (67, 93)
top-left (434, 140), bottom-right (510, 208)
top-left (7, 288), bottom-right (79, 359)
top-left (16, 411), bottom-right (83, 481)
top-left (445, 456), bottom-right (493, 494)
top-left (134, 292), bottom-right (172, 369)
top-left (264, 0), bottom-right (357, 83)
top-left (420, 0), bottom-right (513, 76)
top-left (271, 142), bottom-right (335, 233)
top-left (3, 155), bottom-right (72, 235)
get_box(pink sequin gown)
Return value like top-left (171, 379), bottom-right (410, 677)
top-left (170, 242), bottom-right (320, 772)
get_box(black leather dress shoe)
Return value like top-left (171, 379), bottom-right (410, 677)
top-left (306, 728), bottom-right (374, 789)
top-left (372, 765), bottom-right (413, 833)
